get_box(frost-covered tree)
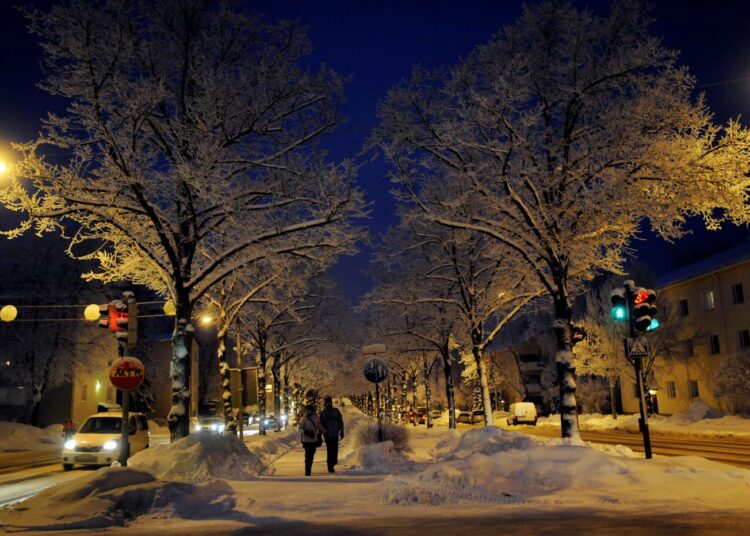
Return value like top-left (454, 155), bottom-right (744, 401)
top-left (1, 0), bottom-right (364, 439)
top-left (367, 217), bottom-right (543, 426)
top-left (714, 352), bottom-right (750, 413)
top-left (373, 1), bottom-right (750, 438)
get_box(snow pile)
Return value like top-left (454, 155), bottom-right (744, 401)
top-left (436, 426), bottom-right (537, 461)
top-left (667, 400), bottom-right (723, 422)
top-left (0, 421), bottom-right (61, 451)
top-left (0, 467), bottom-right (235, 530)
top-left (148, 420), bottom-right (169, 437)
top-left (130, 432), bottom-right (264, 481)
top-left (342, 440), bottom-right (413, 473)
top-left (385, 431), bottom-right (750, 508)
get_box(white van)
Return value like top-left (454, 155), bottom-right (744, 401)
top-left (506, 402), bottom-right (538, 426)
top-left (61, 411), bottom-right (149, 470)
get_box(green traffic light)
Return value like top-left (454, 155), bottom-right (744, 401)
top-left (612, 305), bottom-right (627, 321)
top-left (646, 318), bottom-right (660, 331)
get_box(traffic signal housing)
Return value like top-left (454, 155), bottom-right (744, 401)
top-left (633, 288), bottom-right (657, 332)
top-left (610, 288), bottom-right (627, 321)
top-left (98, 295), bottom-right (137, 346)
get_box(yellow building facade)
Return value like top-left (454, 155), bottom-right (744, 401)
top-left (620, 244), bottom-right (750, 415)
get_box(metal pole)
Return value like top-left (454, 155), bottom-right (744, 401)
top-left (119, 389), bottom-right (130, 466)
top-left (624, 283), bottom-right (653, 459)
top-left (375, 381), bottom-right (383, 442)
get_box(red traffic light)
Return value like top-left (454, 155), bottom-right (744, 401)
top-left (98, 302), bottom-right (128, 332)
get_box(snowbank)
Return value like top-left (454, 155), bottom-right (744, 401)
top-left (131, 428), bottom-right (299, 481)
top-left (130, 433), bottom-right (264, 481)
top-left (538, 401), bottom-right (750, 437)
top-left (0, 421), bottom-right (61, 451)
top-left (0, 467), bottom-right (235, 530)
top-left (341, 440), bottom-right (413, 473)
top-left (385, 425), bottom-right (750, 509)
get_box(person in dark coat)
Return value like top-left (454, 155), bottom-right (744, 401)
top-left (299, 404), bottom-right (323, 476)
top-left (319, 396), bottom-right (344, 473)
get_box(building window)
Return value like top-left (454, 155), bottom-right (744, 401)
top-left (106, 386), bottom-right (114, 402)
top-left (684, 339), bottom-right (694, 357)
top-left (667, 381), bottom-right (677, 399)
top-left (81, 384), bottom-right (87, 402)
top-left (709, 335), bottom-right (721, 355)
top-left (679, 299), bottom-right (689, 317)
top-left (732, 283), bottom-right (745, 305)
top-left (703, 291), bottom-right (715, 311)
top-left (740, 330), bottom-right (750, 351)
top-left (688, 380), bottom-right (700, 398)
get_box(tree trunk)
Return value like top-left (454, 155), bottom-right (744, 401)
top-left (256, 348), bottom-right (267, 436)
top-left (168, 296), bottom-right (193, 441)
top-left (411, 373), bottom-right (417, 411)
top-left (401, 373), bottom-right (408, 423)
top-left (441, 349), bottom-right (456, 429)
top-left (423, 360), bottom-right (433, 429)
top-left (553, 289), bottom-right (580, 440)
top-left (472, 343), bottom-right (494, 426)
top-left (216, 330), bottom-right (236, 434)
top-left (272, 357), bottom-right (282, 431)
top-left (283, 368), bottom-right (290, 419)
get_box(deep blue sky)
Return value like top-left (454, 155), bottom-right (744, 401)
top-left (2, 1), bottom-right (750, 303)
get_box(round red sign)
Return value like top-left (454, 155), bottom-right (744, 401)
top-left (109, 357), bottom-right (145, 391)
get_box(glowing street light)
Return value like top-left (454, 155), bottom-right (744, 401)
top-left (199, 314), bottom-right (214, 326)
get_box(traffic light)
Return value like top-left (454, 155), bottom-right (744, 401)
top-left (610, 288), bottom-right (627, 321)
top-left (633, 288), bottom-right (657, 332)
top-left (98, 294), bottom-right (137, 346)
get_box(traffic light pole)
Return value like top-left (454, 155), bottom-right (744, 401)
top-left (117, 339), bottom-right (130, 466)
top-left (624, 283), bottom-right (653, 460)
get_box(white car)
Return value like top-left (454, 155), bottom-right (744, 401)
top-left (506, 402), bottom-right (538, 426)
top-left (61, 412), bottom-right (149, 470)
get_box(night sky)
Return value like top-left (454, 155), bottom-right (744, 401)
top-left (2, 1), bottom-right (750, 303)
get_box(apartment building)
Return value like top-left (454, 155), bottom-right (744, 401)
top-left (619, 242), bottom-right (750, 415)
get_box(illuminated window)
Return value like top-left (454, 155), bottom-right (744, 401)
top-left (81, 384), bottom-right (88, 402)
top-left (702, 291), bottom-right (715, 311)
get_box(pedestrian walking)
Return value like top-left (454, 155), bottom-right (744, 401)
top-left (319, 395), bottom-right (344, 473)
top-left (63, 418), bottom-right (76, 442)
top-left (299, 404), bottom-right (323, 476)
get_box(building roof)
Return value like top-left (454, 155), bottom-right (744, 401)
top-left (656, 241), bottom-right (750, 289)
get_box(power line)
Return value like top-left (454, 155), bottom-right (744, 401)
top-left (697, 76), bottom-right (750, 89)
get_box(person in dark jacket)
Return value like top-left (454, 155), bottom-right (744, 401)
top-left (319, 396), bottom-right (344, 473)
top-left (299, 404), bottom-right (323, 476)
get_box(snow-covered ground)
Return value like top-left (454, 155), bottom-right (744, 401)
top-left (2, 403), bottom-right (749, 533)
top-left (538, 400), bottom-right (750, 438)
top-left (0, 421), bottom-right (62, 452)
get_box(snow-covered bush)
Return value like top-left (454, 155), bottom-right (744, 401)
top-left (354, 422), bottom-right (408, 450)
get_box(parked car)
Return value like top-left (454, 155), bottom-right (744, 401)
top-left (470, 410), bottom-right (485, 424)
top-left (506, 402), bottom-right (538, 426)
top-left (415, 407), bottom-right (428, 424)
top-left (456, 411), bottom-right (472, 424)
top-left (192, 415), bottom-right (226, 434)
top-left (431, 409), bottom-right (442, 420)
top-left (61, 412), bottom-right (149, 470)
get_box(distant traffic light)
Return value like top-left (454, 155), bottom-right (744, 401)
top-left (98, 293), bottom-right (138, 346)
top-left (609, 288), bottom-right (628, 321)
top-left (633, 288), bottom-right (657, 332)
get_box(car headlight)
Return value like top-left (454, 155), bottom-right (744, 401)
top-left (64, 439), bottom-right (76, 450)
top-left (103, 440), bottom-right (118, 451)
top-left (218, 424), bottom-right (225, 433)
top-left (263, 419), bottom-right (269, 426)
top-left (194, 424), bottom-right (201, 432)
top-left (210, 423), bottom-right (218, 431)
top-left (281, 415), bottom-right (287, 421)
top-left (248, 416), bottom-right (253, 424)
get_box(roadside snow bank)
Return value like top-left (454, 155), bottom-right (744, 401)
top-left (0, 467), bottom-right (235, 530)
top-left (130, 433), bottom-right (263, 481)
top-left (539, 401), bottom-right (750, 437)
top-left (385, 431), bottom-right (750, 508)
top-left (0, 421), bottom-right (61, 451)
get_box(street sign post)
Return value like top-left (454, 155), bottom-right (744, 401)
top-left (109, 356), bottom-right (145, 466)
top-left (363, 348), bottom-right (388, 441)
top-left (626, 337), bottom-right (650, 358)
